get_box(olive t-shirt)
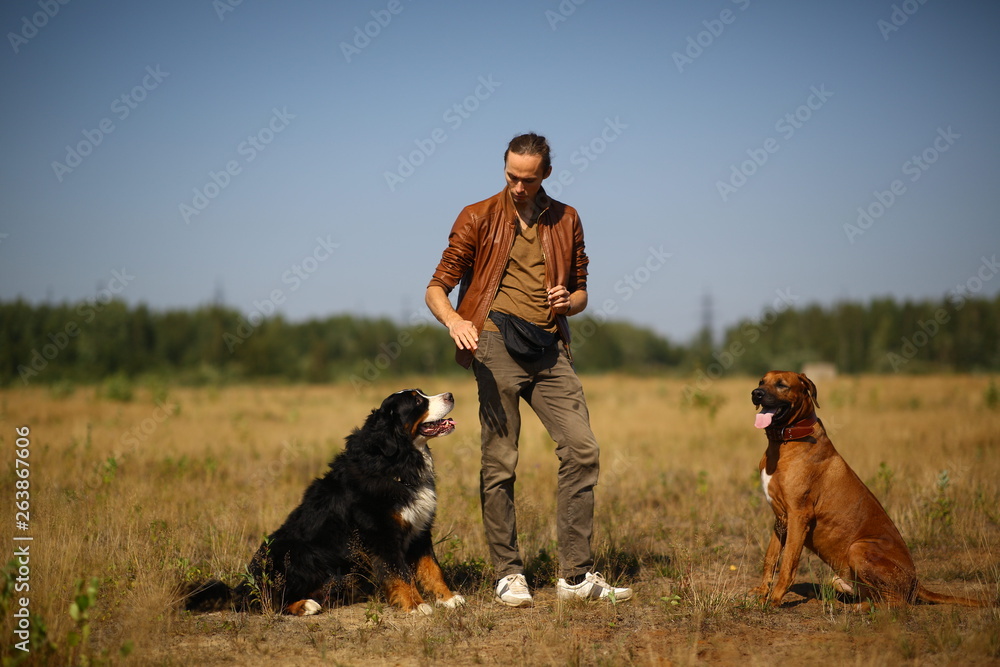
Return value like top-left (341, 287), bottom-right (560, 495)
top-left (483, 221), bottom-right (557, 333)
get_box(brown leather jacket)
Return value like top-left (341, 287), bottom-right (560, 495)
top-left (428, 186), bottom-right (589, 368)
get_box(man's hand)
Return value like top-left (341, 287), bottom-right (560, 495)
top-left (446, 319), bottom-right (479, 352)
top-left (547, 285), bottom-right (572, 315)
top-left (426, 285), bottom-right (478, 352)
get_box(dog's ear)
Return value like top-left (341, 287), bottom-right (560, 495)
top-left (799, 373), bottom-right (820, 409)
top-left (366, 407), bottom-right (404, 457)
top-left (375, 428), bottom-right (399, 459)
top-left (379, 434), bottom-right (400, 458)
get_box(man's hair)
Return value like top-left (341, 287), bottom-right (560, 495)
top-left (504, 133), bottom-right (552, 172)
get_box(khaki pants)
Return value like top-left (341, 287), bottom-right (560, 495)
top-left (472, 330), bottom-right (600, 581)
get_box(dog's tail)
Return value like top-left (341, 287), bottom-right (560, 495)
top-left (915, 584), bottom-right (990, 607)
top-left (181, 579), bottom-right (239, 612)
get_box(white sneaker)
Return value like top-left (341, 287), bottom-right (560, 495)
top-left (556, 572), bottom-right (633, 602)
top-left (494, 573), bottom-right (533, 607)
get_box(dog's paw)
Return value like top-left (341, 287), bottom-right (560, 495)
top-left (831, 576), bottom-right (855, 595)
top-left (412, 603), bottom-right (434, 616)
top-left (287, 599), bottom-right (322, 616)
top-left (436, 594), bottom-right (466, 609)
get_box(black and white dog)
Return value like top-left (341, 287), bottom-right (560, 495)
top-left (185, 389), bottom-right (465, 615)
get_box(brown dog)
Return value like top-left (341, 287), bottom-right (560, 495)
top-left (750, 370), bottom-right (985, 608)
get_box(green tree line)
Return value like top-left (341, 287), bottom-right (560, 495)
top-left (703, 293), bottom-right (1000, 376)
top-left (1, 294), bottom-right (997, 387)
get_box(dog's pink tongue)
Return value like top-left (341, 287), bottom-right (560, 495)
top-left (755, 411), bottom-right (773, 429)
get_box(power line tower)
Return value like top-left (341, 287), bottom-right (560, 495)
top-left (212, 278), bottom-right (225, 307)
top-left (700, 291), bottom-right (714, 346)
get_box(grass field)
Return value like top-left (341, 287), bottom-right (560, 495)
top-left (1, 373), bottom-right (999, 665)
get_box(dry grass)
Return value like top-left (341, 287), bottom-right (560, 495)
top-left (1, 374), bottom-right (998, 666)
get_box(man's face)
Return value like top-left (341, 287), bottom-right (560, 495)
top-left (505, 152), bottom-right (551, 206)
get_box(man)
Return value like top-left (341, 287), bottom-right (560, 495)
top-left (425, 133), bottom-right (632, 606)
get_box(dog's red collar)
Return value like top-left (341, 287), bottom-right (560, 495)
top-left (767, 415), bottom-right (818, 442)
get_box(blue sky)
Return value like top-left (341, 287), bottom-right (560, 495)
top-left (2, 0), bottom-right (998, 344)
